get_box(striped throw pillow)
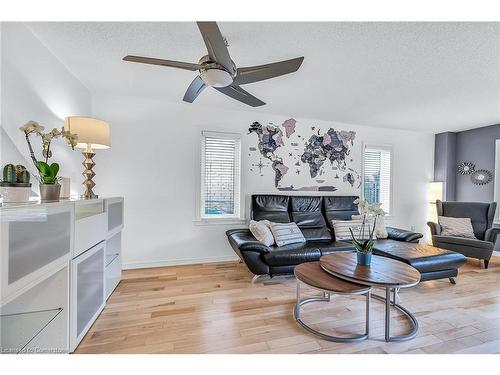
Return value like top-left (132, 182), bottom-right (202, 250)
top-left (438, 216), bottom-right (476, 239)
top-left (268, 222), bottom-right (306, 247)
top-left (352, 215), bottom-right (387, 239)
top-left (332, 219), bottom-right (374, 241)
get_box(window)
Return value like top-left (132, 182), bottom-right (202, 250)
top-left (200, 131), bottom-right (241, 219)
top-left (363, 145), bottom-right (393, 214)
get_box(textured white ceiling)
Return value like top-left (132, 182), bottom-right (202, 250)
top-left (26, 22), bottom-right (500, 132)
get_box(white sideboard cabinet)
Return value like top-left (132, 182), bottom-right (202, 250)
top-left (0, 197), bottom-right (124, 354)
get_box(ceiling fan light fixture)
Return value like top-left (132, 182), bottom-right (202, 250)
top-left (200, 68), bottom-right (233, 87)
top-left (123, 22), bottom-right (303, 106)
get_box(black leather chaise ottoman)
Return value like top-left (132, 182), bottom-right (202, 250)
top-left (373, 240), bottom-right (467, 283)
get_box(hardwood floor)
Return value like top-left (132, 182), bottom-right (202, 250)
top-left (75, 256), bottom-right (500, 354)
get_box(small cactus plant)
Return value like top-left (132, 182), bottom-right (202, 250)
top-left (15, 164), bottom-right (25, 176)
top-left (19, 170), bottom-right (31, 184)
top-left (3, 164), bottom-right (17, 183)
top-left (0, 163), bottom-right (32, 203)
top-left (14, 165), bottom-right (30, 184)
top-left (1, 164), bottom-right (31, 185)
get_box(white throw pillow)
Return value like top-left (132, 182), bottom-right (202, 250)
top-left (375, 216), bottom-right (388, 239)
top-left (249, 220), bottom-right (275, 246)
top-left (268, 222), bottom-right (306, 247)
top-left (332, 219), bottom-right (374, 241)
top-left (438, 216), bottom-right (476, 239)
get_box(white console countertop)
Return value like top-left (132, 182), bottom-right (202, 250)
top-left (0, 196), bottom-right (122, 209)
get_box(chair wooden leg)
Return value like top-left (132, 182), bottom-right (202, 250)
top-left (484, 260), bottom-right (489, 269)
top-left (449, 277), bottom-right (456, 284)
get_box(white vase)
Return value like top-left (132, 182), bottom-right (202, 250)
top-left (59, 177), bottom-right (71, 199)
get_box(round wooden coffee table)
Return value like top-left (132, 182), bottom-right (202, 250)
top-left (320, 253), bottom-right (421, 342)
top-left (294, 261), bottom-right (372, 342)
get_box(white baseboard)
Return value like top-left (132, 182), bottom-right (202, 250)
top-left (123, 255), bottom-right (239, 270)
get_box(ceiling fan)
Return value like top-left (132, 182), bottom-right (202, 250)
top-left (123, 22), bottom-right (304, 107)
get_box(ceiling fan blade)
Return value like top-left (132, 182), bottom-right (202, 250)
top-left (233, 57), bottom-right (304, 85)
top-left (123, 55), bottom-right (200, 71)
top-left (183, 76), bottom-right (207, 103)
top-left (196, 22), bottom-right (233, 72)
top-left (214, 85), bottom-right (265, 107)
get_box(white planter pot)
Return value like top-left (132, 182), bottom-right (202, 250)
top-left (0, 185), bottom-right (31, 203)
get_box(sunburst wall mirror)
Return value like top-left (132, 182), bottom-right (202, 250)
top-left (458, 161), bottom-right (475, 175)
top-left (471, 169), bottom-right (492, 186)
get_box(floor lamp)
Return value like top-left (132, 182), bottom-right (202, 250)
top-left (64, 116), bottom-right (110, 199)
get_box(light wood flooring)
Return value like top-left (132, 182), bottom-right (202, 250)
top-left (75, 256), bottom-right (500, 354)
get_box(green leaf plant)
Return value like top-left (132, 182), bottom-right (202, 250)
top-left (36, 161), bottom-right (60, 184)
top-left (349, 209), bottom-right (378, 254)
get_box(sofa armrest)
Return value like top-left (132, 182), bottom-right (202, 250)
top-left (484, 227), bottom-right (500, 243)
top-left (226, 229), bottom-right (271, 254)
top-left (226, 229), bottom-right (271, 276)
top-left (386, 227), bottom-right (423, 243)
top-left (427, 221), bottom-right (442, 236)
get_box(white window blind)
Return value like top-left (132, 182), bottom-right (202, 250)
top-left (363, 145), bottom-right (392, 214)
top-left (200, 131), bottom-right (241, 219)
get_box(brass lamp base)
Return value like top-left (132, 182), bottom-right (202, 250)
top-left (81, 151), bottom-right (98, 199)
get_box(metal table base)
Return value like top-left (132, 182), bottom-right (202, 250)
top-left (293, 281), bottom-right (371, 343)
top-left (371, 287), bottom-right (419, 342)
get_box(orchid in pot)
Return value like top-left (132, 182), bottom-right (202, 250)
top-left (20, 121), bottom-right (78, 201)
top-left (349, 199), bottom-right (386, 266)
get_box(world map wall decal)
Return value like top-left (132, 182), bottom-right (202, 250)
top-left (248, 119), bottom-right (361, 193)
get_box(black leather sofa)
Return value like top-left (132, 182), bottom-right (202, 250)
top-left (226, 195), bottom-right (424, 277)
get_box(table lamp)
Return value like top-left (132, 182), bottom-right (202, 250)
top-left (427, 181), bottom-right (443, 226)
top-left (64, 116), bottom-right (110, 199)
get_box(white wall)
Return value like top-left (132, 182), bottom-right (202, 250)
top-left (0, 22), bottom-right (435, 269)
top-left (92, 93), bottom-right (435, 269)
top-left (1, 23), bottom-right (91, 195)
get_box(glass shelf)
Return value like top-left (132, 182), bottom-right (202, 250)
top-left (1, 308), bottom-right (63, 354)
top-left (105, 253), bottom-right (119, 267)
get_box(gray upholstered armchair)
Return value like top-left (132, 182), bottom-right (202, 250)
top-left (427, 200), bottom-right (499, 268)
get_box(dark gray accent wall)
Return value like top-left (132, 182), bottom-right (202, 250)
top-left (455, 124), bottom-right (500, 202)
top-left (434, 132), bottom-right (456, 201)
top-left (435, 124), bottom-right (500, 203)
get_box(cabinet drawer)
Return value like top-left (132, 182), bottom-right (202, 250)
top-left (105, 254), bottom-right (121, 300)
top-left (74, 200), bottom-right (107, 258)
top-left (1, 203), bottom-right (73, 304)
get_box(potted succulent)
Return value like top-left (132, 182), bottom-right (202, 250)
top-left (349, 199), bottom-right (386, 266)
top-left (19, 121), bottom-right (78, 202)
top-left (0, 164), bottom-right (32, 203)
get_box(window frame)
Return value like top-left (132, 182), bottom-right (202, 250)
top-left (361, 143), bottom-right (394, 216)
top-left (198, 130), bottom-right (242, 222)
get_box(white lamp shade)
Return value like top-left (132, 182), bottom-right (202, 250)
top-left (428, 181), bottom-right (443, 203)
top-left (64, 116), bottom-right (111, 150)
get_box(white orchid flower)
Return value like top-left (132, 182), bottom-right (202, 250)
top-left (50, 128), bottom-right (61, 137)
top-left (19, 120), bottom-right (45, 134)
